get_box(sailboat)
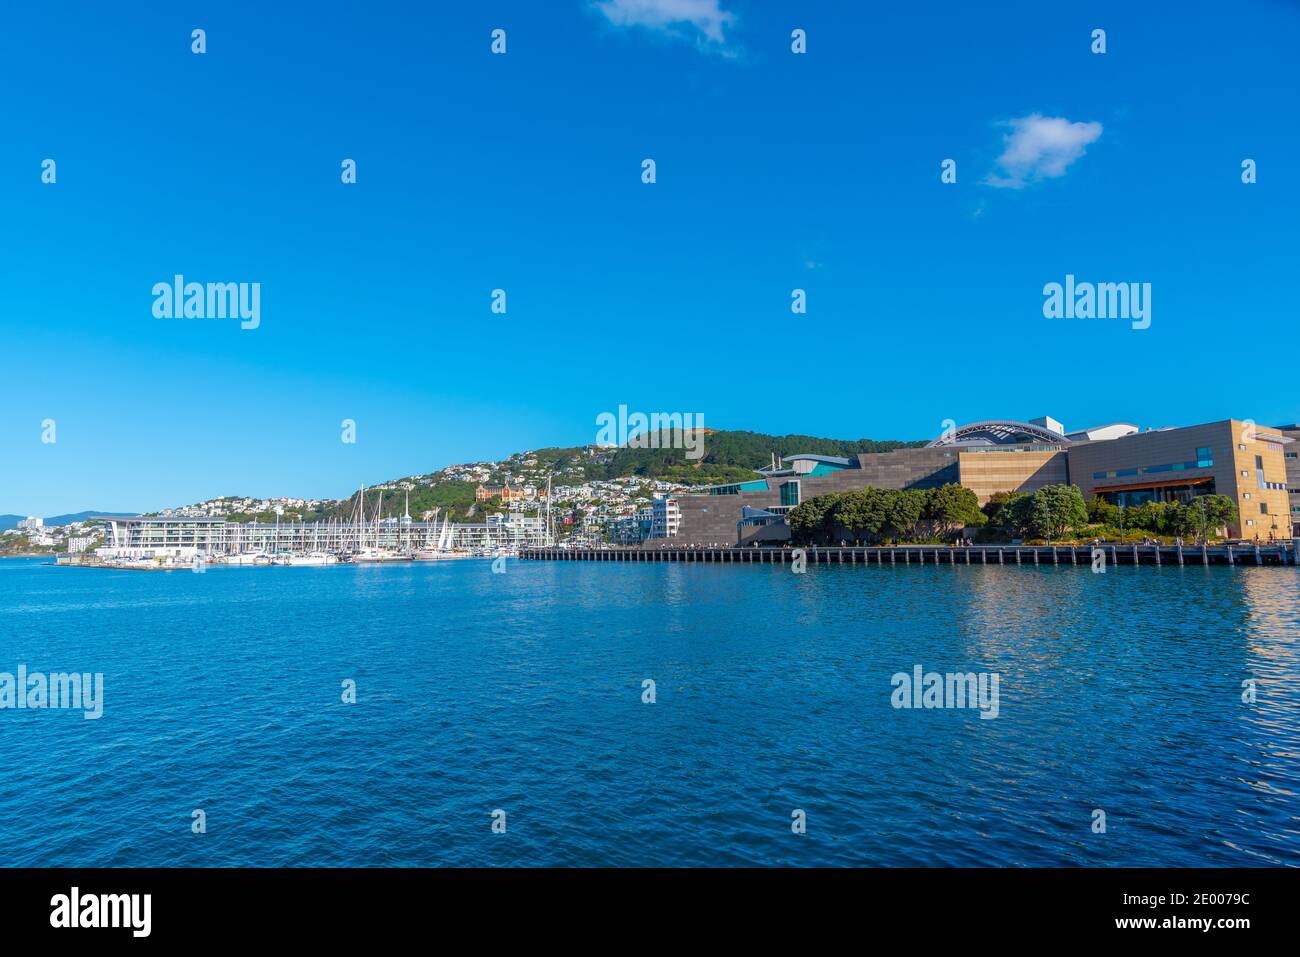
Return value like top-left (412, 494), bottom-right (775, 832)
top-left (353, 488), bottom-right (405, 562)
top-left (222, 551), bottom-right (272, 566)
top-left (277, 550), bottom-right (339, 566)
top-left (415, 513), bottom-right (471, 560)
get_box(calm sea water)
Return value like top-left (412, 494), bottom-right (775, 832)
top-left (1, 556), bottom-right (1298, 867)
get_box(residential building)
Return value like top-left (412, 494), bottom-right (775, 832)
top-left (649, 497), bottom-right (682, 539)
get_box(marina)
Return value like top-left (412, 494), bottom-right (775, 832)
top-left (60, 488), bottom-right (552, 568)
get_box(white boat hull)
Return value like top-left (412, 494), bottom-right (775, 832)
top-left (274, 552), bottom-right (339, 566)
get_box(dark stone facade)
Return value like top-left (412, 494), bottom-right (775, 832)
top-left (649, 448), bottom-right (961, 547)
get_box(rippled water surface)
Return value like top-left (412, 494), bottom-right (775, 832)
top-left (1, 557), bottom-right (1298, 866)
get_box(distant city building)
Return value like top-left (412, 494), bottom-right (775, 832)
top-left (610, 506), bottom-right (655, 545)
top-left (485, 512), bottom-right (549, 547)
top-left (475, 483), bottom-right (540, 504)
top-left (649, 498), bottom-right (681, 539)
top-left (17, 516), bottom-right (43, 530)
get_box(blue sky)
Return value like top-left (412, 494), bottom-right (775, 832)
top-left (2, 0), bottom-right (1297, 514)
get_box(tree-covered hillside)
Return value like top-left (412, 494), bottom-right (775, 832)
top-left (160, 429), bottom-right (927, 520)
top-left (526, 430), bottom-right (926, 485)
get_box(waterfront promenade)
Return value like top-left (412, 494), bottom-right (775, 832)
top-left (523, 542), bottom-right (1299, 568)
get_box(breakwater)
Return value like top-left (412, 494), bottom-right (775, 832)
top-left (522, 542), bottom-right (1298, 567)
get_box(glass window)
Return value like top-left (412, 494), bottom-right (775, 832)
top-left (1256, 455), bottom-right (1264, 469)
top-left (1260, 503), bottom-right (1268, 514)
top-left (780, 480), bottom-right (800, 507)
top-left (1196, 447), bottom-right (1213, 468)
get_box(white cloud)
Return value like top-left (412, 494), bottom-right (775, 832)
top-left (985, 114), bottom-right (1103, 189)
top-left (594, 0), bottom-right (736, 46)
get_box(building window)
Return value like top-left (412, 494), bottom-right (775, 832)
top-left (1196, 447), bottom-right (1213, 468)
top-left (1099, 481), bottom-right (1215, 507)
top-left (1256, 455), bottom-right (1264, 469)
top-left (1261, 503), bottom-right (1269, 514)
top-left (780, 480), bottom-right (801, 507)
top-left (1246, 519), bottom-right (1255, 526)
top-left (1241, 470), bottom-right (1249, 477)
top-left (1244, 493), bottom-right (1251, 500)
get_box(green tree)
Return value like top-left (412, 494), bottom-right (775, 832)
top-left (788, 495), bottom-right (835, 544)
top-left (984, 491), bottom-right (1031, 537)
top-left (818, 492), bottom-right (852, 542)
top-left (923, 484), bottom-right (983, 539)
top-left (883, 488), bottom-right (926, 542)
top-left (1086, 496), bottom-right (1120, 527)
top-left (1028, 484), bottom-right (1088, 541)
top-left (1192, 494), bottom-right (1238, 540)
top-left (833, 488), bottom-right (889, 542)
top-left (1123, 502), bottom-right (1159, 532)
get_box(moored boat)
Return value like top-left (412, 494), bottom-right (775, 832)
top-left (273, 551), bottom-right (339, 566)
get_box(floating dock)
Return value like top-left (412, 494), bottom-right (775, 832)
top-left (522, 542), bottom-right (1298, 568)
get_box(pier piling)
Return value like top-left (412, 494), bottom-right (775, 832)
top-left (520, 541), bottom-right (1295, 569)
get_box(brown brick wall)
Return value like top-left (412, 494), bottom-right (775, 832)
top-left (957, 450), bottom-right (1069, 503)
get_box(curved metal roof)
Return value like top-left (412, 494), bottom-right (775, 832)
top-left (780, 454), bottom-right (852, 466)
top-left (925, 420), bottom-right (1067, 448)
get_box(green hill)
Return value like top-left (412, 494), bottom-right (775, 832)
top-left (527, 430), bottom-right (926, 485)
top-left (610, 429), bottom-right (924, 479)
top-left (161, 428), bottom-right (927, 522)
